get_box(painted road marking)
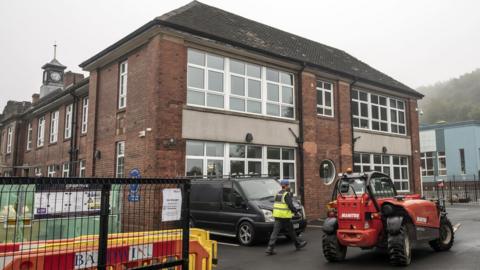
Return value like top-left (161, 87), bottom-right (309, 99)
top-left (217, 242), bottom-right (240, 247)
top-left (453, 223), bottom-right (462, 233)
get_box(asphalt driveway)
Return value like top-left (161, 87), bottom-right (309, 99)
top-left (213, 206), bottom-right (480, 270)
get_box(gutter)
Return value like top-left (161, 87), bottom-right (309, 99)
top-left (68, 92), bottom-right (79, 177)
top-left (79, 19), bottom-right (423, 99)
top-left (349, 78), bottom-right (358, 156)
top-left (296, 63), bottom-right (307, 205)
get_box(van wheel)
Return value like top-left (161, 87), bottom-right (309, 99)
top-left (429, 217), bottom-right (454, 251)
top-left (388, 224), bottom-right (412, 266)
top-left (237, 221), bottom-right (255, 246)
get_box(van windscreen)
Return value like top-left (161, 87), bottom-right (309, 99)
top-left (238, 179), bottom-right (282, 200)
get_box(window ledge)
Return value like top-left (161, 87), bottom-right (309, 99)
top-left (353, 128), bottom-right (410, 139)
top-left (184, 105), bottom-right (299, 124)
top-left (316, 114), bottom-right (335, 121)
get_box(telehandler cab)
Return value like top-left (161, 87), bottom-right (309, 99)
top-left (322, 170), bottom-right (454, 266)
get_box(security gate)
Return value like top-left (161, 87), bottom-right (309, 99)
top-left (0, 177), bottom-right (191, 270)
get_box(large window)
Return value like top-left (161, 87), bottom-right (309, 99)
top-left (438, 151), bottom-right (447, 176)
top-left (459, 148), bottom-right (466, 174)
top-left (352, 89), bottom-right (406, 135)
top-left (26, 122), bottom-right (32, 151)
top-left (37, 116), bottom-right (45, 147)
top-left (185, 140), bottom-right (297, 192)
top-left (115, 141), bottom-right (125, 178)
top-left (81, 97), bottom-right (88, 134)
top-left (354, 153), bottom-right (410, 192)
top-left (187, 49), bottom-right (295, 119)
top-left (420, 152), bottom-right (435, 176)
top-left (316, 80), bottom-right (334, 117)
top-left (118, 61), bottom-right (128, 109)
top-left (64, 104), bottom-right (73, 139)
top-left (50, 110), bottom-right (59, 143)
top-left (6, 126), bottom-right (12, 154)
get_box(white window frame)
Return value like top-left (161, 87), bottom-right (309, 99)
top-left (420, 152), bottom-right (435, 176)
top-left (50, 110), bottom-right (59, 143)
top-left (266, 146), bottom-right (296, 192)
top-left (118, 61), bottom-right (128, 109)
top-left (81, 97), bottom-right (88, 134)
top-left (34, 167), bottom-right (42, 177)
top-left (437, 151), bottom-right (447, 176)
top-left (26, 122), bottom-right (32, 150)
top-left (62, 162), bottom-right (70, 177)
top-left (37, 116), bottom-right (45, 147)
top-left (115, 141), bottom-right (125, 178)
top-left (229, 60), bottom-right (263, 114)
top-left (185, 140), bottom-right (297, 193)
top-left (352, 89), bottom-right (407, 135)
top-left (64, 104), bottom-right (73, 139)
top-left (79, 160), bottom-right (86, 177)
top-left (186, 48), bottom-right (296, 120)
top-left (47, 165), bottom-right (56, 177)
top-left (229, 144), bottom-right (263, 176)
top-left (354, 152), bottom-right (410, 192)
top-left (459, 148), bottom-right (466, 175)
top-left (6, 126), bottom-right (13, 154)
top-left (316, 80), bottom-right (334, 117)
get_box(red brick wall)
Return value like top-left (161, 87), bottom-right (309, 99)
top-left (300, 71), bottom-right (353, 220)
top-left (408, 99), bottom-right (422, 194)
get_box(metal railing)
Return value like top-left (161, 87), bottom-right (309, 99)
top-left (422, 174), bottom-right (480, 205)
top-left (0, 177), bottom-right (190, 270)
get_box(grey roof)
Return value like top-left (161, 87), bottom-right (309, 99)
top-left (42, 58), bottom-right (66, 69)
top-left (420, 120), bottom-right (480, 131)
top-left (158, 1), bottom-right (422, 97)
top-left (81, 1), bottom-right (422, 98)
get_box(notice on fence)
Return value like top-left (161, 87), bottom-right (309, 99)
top-left (161, 188), bottom-right (182, 222)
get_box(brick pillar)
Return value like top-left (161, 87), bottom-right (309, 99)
top-left (338, 81), bottom-right (353, 172)
top-left (408, 99), bottom-right (422, 194)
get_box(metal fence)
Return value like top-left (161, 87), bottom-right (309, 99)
top-left (0, 177), bottom-right (190, 270)
top-left (422, 174), bottom-right (480, 205)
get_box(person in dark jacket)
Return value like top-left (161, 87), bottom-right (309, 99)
top-left (265, 179), bottom-right (307, 255)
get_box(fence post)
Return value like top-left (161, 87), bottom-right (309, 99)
top-left (475, 174), bottom-right (478, 202)
top-left (449, 176), bottom-right (454, 206)
top-left (182, 181), bottom-right (191, 270)
top-left (97, 184), bottom-right (111, 270)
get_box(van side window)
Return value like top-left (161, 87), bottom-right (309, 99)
top-left (223, 181), bottom-right (243, 204)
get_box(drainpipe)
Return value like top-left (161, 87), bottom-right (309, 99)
top-left (12, 121), bottom-right (20, 176)
top-left (349, 78), bottom-right (358, 158)
top-left (296, 63), bottom-right (307, 205)
top-left (69, 93), bottom-right (79, 177)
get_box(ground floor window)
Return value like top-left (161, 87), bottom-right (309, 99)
top-left (47, 165), bottom-right (56, 177)
top-left (116, 141), bottom-right (125, 178)
top-left (186, 140), bottom-right (297, 193)
top-left (62, 162), bottom-right (70, 177)
top-left (420, 152), bottom-right (435, 176)
top-left (354, 152), bottom-right (410, 192)
top-left (79, 160), bottom-right (86, 177)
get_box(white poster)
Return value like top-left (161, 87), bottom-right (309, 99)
top-left (161, 188), bottom-right (182, 222)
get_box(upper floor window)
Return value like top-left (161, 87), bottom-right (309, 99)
top-left (26, 122), bottom-right (32, 151)
top-left (50, 110), bottom-right (59, 143)
top-left (81, 97), bottom-right (88, 134)
top-left (37, 116), bottom-right (46, 147)
top-left (352, 89), bottom-right (406, 135)
top-left (316, 80), bottom-right (334, 117)
top-left (118, 61), bottom-right (128, 109)
top-left (187, 49), bottom-right (295, 119)
top-left (64, 104), bottom-right (73, 139)
top-left (6, 126), bottom-right (13, 154)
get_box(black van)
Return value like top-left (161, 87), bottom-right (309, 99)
top-left (190, 177), bottom-right (307, 245)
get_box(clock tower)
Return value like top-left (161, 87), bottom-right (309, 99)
top-left (40, 44), bottom-right (66, 98)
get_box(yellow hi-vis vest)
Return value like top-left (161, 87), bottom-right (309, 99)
top-left (272, 190), bottom-right (293, 219)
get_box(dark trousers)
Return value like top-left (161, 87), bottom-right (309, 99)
top-left (267, 218), bottom-right (300, 248)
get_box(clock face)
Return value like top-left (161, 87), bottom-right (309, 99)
top-left (50, 72), bottom-right (61, 82)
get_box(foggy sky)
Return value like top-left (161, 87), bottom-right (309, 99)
top-left (1, 0), bottom-right (479, 110)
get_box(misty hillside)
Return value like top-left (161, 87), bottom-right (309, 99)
top-left (417, 69), bottom-right (480, 124)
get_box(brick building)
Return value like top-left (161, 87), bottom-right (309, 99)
top-left (0, 1), bottom-right (423, 219)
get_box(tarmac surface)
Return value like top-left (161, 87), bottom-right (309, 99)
top-left (213, 205), bottom-right (480, 270)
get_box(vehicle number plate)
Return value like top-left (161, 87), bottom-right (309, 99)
top-left (293, 223), bottom-right (300, 229)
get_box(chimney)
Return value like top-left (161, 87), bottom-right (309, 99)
top-left (32, 93), bottom-right (40, 105)
top-left (63, 71), bottom-right (85, 88)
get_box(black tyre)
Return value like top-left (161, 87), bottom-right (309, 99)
top-left (387, 224), bottom-right (412, 266)
top-left (322, 234), bottom-right (347, 262)
top-left (429, 217), bottom-right (454, 251)
top-left (237, 221), bottom-right (256, 246)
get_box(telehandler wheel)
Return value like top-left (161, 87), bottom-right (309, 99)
top-left (388, 224), bottom-right (412, 266)
top-left (429, 217), bottom-right (454, 251)
top-left (322, 234), bottom-right (347, 262)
